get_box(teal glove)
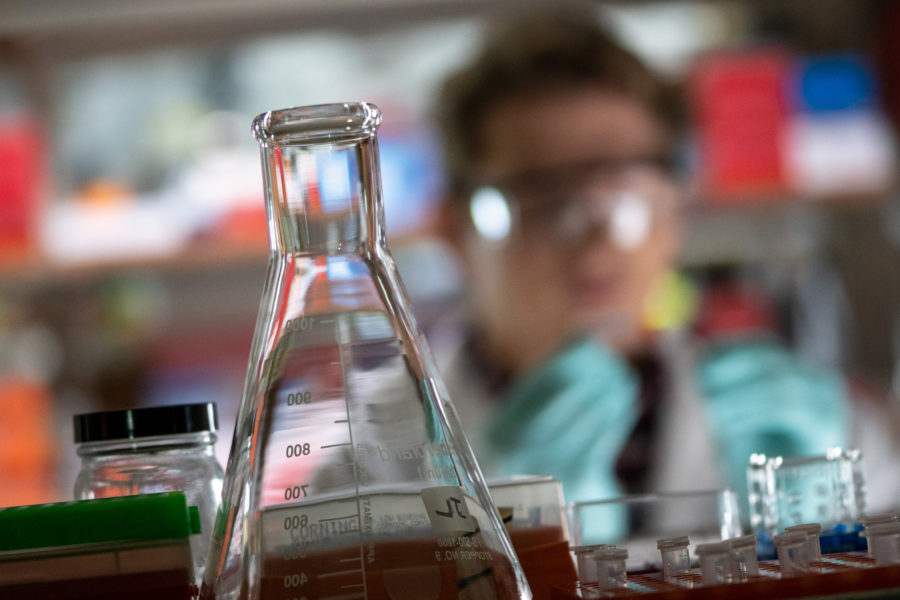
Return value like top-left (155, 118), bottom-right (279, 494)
top-left (485, 337), bottom-right (638, 506)
top-left (697, 339), bottom-right (851, 502)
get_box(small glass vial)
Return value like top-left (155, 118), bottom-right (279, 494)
top-left (729, 534), bottom-right (759, 581)
top-left (73, 402), bottom-right (224, 584)
top-left (865, 522), bottom-right (900, 566)
top-left (695, 541), bottom-right (732, 586)
top-left (657, 535), bottom-right (691, 583)
top-left (862, 513), bottom-right (899, 557)
top-left (572, 544), bottom-right (614, 586)
top-left (594, 547), bottom-right (628, 592)
top-left (773, 531), bottom-right (809, 577)
top-left (785, 523), bottom-right (822, 562)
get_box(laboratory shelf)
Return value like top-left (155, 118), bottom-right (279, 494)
top-left (0, 240), bottom-right (267, 289)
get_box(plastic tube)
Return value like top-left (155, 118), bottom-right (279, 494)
top-left (861, 514), bottom-right (899, 557)
top-left (657, 536), bottom-right (691, 583)
top-left (571, 544), bottom-right (614, 585)
top-left (728, 534), bottom-right (759, 581)
top-left (594, 547), bottom-right (628, 591)
top-left (785, 523), bottom-right (822, 562)
top-left (865, 521), bottom-right (900, 566)
top-left (696, 541), bottom-right (732, 586)
top-left (773, 531), bottom-right (809, 577)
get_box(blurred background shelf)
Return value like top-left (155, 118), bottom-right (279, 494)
top-left (0, 239), bottom-right (267, 287)
top-left (1, 0), bottom-right (899, 507)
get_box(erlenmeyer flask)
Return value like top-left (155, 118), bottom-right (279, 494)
top-left (202, 103), bottom-right (531, 600)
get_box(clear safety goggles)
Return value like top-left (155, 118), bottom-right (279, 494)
top-left (467, 159), bottom-right (677, 249)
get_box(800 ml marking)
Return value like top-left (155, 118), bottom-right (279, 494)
top-left (286, 443), bottom-right (311, 458)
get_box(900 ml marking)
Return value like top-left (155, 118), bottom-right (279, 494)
top-left (287, 392), bottom-right (311, 406)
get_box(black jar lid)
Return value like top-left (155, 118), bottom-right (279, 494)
top-left (73, 402), bottom-right (218, 443)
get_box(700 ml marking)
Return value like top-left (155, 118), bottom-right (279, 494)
top-left (284, 485), bottom-right (309, 501)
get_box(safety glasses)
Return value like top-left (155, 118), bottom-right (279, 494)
top-left (467, 158), bottom-right (678, 249)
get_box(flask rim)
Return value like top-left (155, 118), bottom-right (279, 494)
top-left (252, 102), bottom-right (382, 145)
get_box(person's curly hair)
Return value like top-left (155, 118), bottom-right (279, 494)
top-left (435, 6), bottom-right (683, 200)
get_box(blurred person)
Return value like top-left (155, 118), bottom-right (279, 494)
top-left (429, 7), bottom-right (852, 508)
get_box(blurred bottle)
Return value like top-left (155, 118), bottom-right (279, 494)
top-left (73, 402), bottom-right (223, 584)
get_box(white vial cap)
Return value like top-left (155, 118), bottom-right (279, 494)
top-left (657, 535), bottom-right (690, 550)
top-left (866, 522), bottom-right (900, 537)
top-left (595, 547), bottom-right (629, 561)
top-left (571, 544), bottom-right (615, 555)
top-left (861, 513), bottom-right (899, 527)
top-left (729, 534), bottom-right (757, 549)
top-left (695, 541), bottom-right (732, 556)
top-left (785, 523), bottom-right (822, 536)
top-left (773, 532), bottom-right (807, 547)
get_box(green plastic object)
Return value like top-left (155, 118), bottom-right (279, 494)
top-left (0, 491), bottom-right (202, 553)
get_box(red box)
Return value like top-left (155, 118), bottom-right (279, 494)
top-left (689, 49), bottom-right (791, 201)
top-left (0, 117), bottom-right (45, 261)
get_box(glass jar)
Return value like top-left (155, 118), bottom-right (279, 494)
top-left (73, 402), bottom-right (224, 584)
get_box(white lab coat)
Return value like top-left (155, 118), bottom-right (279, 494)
top-left (430, 323), bottom-right (900, 514)
top-left (433, 327), bottom-right (723, 499)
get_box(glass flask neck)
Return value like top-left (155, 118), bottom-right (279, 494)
top-left (253, 102), bottom-right (385, 257)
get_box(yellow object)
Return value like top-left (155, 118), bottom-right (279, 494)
top-left (642, 269), bottom-right (698, 332)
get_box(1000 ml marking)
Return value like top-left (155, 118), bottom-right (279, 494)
top-left (285, 317), bottom-right (315, 332)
